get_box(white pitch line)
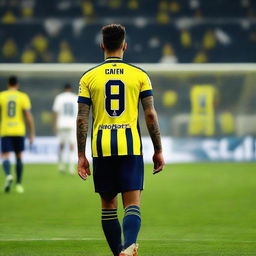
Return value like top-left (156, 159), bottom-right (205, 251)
top-left (0, 238), bottom-right (255, 243)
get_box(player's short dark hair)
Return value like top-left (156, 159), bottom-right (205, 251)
top-left (64, 83), bottom-right (72, 90)
top-left (102, 24), bottom-right (126, 51)
top-left (8, 76), bottom-right (18, 86)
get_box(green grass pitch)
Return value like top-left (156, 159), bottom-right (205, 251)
top-left (0, 163), bottom-right (256, 256)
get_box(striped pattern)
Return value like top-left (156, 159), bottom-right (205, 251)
top-left (140, 89), bottom-right (153, 99)
top-left (137, 122), bottom-right (143, 155)
top-left (77, 96), bottom-right (92, 105)
top-left (125, 128), bottom-right (133, 155)
top-left (102, 209), bottom-right (118, 221)
top-left (111, 129), bottom-right (118, 155)
top-left (96, 130), bottom-right (103, 157)
top-left (95, 127), bottom-right (139, 157)
top-left (79, 57), bottom-right (152, 157)
top-left (124, 205), bottom-right (141, 219)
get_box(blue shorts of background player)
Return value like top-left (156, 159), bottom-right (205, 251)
top-left (93, 155), bottom-right (144, 193)
top-left (1, 136), bottom-right (25, 153)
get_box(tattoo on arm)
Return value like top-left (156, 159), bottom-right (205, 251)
top-left (141, 96), bottom-right (162, 153)
top-left (76, 103), bottom-right (90, 155)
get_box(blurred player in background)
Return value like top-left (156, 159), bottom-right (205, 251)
top-left (188, 84), bottom-right (218, 136)
top-left (52, 83), bottom-right (77, 174)
top-left (0, 76), bottom-right (35, 193)
top-left (77, 24), bottom-right (164, 256)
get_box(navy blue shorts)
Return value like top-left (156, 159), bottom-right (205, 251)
top-left (1, 136), bottom-right (25, 153)
top-left (93, 155), bottom-right (144, 193)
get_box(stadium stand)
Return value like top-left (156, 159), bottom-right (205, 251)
top-left (0, 0), bottom-right (256, 63)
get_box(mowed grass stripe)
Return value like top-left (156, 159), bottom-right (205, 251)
top-left (0, 240), bottom-right (255, 256)
top-left (1, 238), bottom-right (256, 243)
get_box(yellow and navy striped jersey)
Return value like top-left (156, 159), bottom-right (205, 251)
top-left (78, 57), bottom-right (153, 157)
top-left (0, 89), bottom-right (31, 136)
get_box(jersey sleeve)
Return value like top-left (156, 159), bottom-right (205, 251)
top-left (52, 96), bottom-right (59, 112)
top-left (140, 72), bottom-right (153, 99)
top-left (77, 75), bottom-right (91, 105)
top-left (22, 93), bottom-right (31, 110)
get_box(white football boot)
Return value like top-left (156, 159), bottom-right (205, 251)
top-left (119, 243), bottom-right (139, 256)
top-left (4, 174), bottom-right (13, 192)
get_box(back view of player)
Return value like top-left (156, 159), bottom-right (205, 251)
top-left (0, 76), bottom-right (35, 193)
top-left (76, 24), bottom-right (164, 256)
top-left (52, 84), bottom-right (77, 174)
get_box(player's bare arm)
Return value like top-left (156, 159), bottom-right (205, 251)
top-left (141, 95), bottom-right (164, 174)
top-left (23, 110), bottom-right (35, 145)
top-left (52, 111), bottom-right (57, 135)
top-left (76, 102), bottom-right (91, 180)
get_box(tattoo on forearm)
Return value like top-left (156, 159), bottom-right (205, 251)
top-left (76, 103), bottom-right (90, 154)
top-left (142, 96), bottom-right (162, 152)
top-left (148, 121), bottom-right (162, 152)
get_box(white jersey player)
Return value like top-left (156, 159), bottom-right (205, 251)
top-left (52, 84), bottom-right (77, 174)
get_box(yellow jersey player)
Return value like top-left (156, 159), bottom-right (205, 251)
top-left (0, 76), bottom-right (35, 193)
top-left (76, 24), bottom-right (165, 256)
top-left (188, 84), bottom-right (218, 136)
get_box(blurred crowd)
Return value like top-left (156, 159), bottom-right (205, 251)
top-left (0, 0), bottom-right (256, 63)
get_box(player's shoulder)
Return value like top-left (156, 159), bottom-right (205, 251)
top-left (70, 92), bottom-right (77, 99)
top-left (54, 93), bottom-right (62, 101)
top-left (57, 92), bottom-right (76, 101)
top-left (54, 92), bottom-right (68, 103)
top-left (80, 62), bottom-right (106, 80)
top-left (64, 92), bottom-right (77, 100)
top-left (57, 92), bottom-right (67, 97)
top-left (122, 61), bottom-right (148, 76)
top-left (0, 91), bottom-right (9, 103)
top-left (18, 91), bottom-right (30, 99)
top-left (0, 90), bottom-right (8, 96)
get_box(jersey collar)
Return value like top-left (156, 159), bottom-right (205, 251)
top-left (105, 57), bottom-right (122, 61)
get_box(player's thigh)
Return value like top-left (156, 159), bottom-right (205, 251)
top-left (1, 136), bottom-right (13, 155)
top-left (60, 129), bottom-right (75, 147)
top-left (118, 155), bottom-right (144, 193)
top-left (68, 129), bottom-right (76, 149)
top-left (13, 136), bottom-right (25, 154)
top-left (57, 129), bottom-right (69, 145)
top-left (92, 157), bottom-right (119, 193)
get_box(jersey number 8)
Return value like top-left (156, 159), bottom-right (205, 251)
top-left (105, 80), bottom-right (125, 117)
top-left (8, 100), bottom-right (16, 117)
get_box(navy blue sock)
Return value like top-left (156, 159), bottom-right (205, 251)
top-left (2, 159), bottom-right (11, 176)
top-left (123, 205), bottom-right (141, 249)
top-left (101, 209), bottom-right (122, 256)
top-left (16, 158), bottom-right (23, 184)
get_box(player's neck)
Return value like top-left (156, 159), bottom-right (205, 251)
top-left (8, 86), bottom-right (18, 90)
top-left (104, 51), bottom-right (123, 60)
